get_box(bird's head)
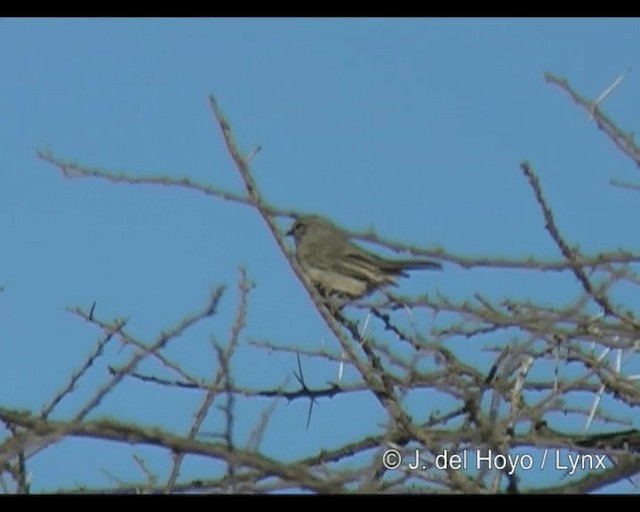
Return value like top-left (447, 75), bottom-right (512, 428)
top-left (285, 216), bottom-right (307, 242)
top-left (286, 215), bottom-right (334, 243)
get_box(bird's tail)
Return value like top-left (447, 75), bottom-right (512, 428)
top-left (380, 258), bottom-right (442, 274)
top-left (404, 259), bottom-right (442, 270)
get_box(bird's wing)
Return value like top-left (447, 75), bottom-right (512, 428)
top-left (335, 242), bottom-right (397, 286)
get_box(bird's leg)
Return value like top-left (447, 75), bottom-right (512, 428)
top-left (312, 286), bottom-right (364, 341)
top-left (313, 284), bottom-right (349, 314)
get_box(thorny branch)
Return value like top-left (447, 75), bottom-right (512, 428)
top-left (2, 73), bottom-right (639, 494)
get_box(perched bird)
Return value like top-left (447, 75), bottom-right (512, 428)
top-left (286, 215), bottom-right (441, 300)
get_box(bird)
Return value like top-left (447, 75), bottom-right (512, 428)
top-left (286, 215), bottom-right (442, 300)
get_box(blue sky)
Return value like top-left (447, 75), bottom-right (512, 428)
top-left (1, 18), bottom-right (640, 493)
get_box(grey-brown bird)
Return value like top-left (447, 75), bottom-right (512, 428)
top-left (286, 215), bottom-right (442, 299)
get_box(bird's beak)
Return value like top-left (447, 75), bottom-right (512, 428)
top-left (285, 220), bottom-right (298, 237)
